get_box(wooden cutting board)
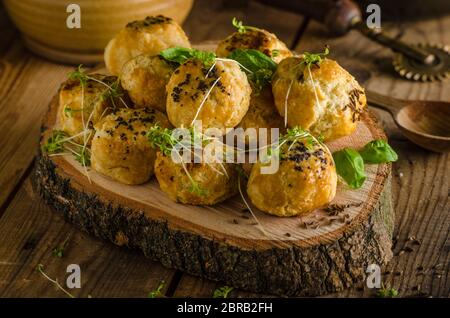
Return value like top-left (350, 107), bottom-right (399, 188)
top-left (33, 44), bottom-right (394, 297)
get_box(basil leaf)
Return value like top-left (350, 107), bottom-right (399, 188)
top-left (160, 47), bottom-right (216, 66)
top-left (333, 148), bottom-right (366, 189)
top-left (228, 48), bottom-right (277, 73)
top-left (360, 139), bottom-right (398, 164)
top-left (228, 49), bottom-right (277, 90)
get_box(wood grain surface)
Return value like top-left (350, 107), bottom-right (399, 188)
top-left (0, 0), bottom-right (448, 298)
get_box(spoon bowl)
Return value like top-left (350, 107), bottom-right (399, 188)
top-left (366, 91), bottom-right (450, 153)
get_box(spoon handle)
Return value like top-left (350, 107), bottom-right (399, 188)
top-left (366, 90), bottom-right (406, 115)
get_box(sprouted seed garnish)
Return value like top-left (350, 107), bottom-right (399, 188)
top-left (190, 76), bottom-right (221, 125)
top-left (147, 125), bottom-right (209, 196)
top-left (283, 46), bottom-right (329, 126)
top-left (42, 130), bottom-right (92, 183)
top-left (301, 46), bottom-right (329, 68)
top-left (67, 65), bottom-right (129, 109)
top-left (213, 285), bottom-right (234, 298)
top-left (52, 236), bottom-right (70, 258)
top-left (148, 281), bottom-right (165, 298)
top-left (36, 264), bottom-right (75, 298)
top-left (376, 284), bottom-right (399, 298)
top-left (231, 17), bottom-right (258, 34)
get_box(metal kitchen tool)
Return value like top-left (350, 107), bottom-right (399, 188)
top-left (352, 19), bottom-right (450, 82)
top-left (262, 0), bottom-right (450, 82)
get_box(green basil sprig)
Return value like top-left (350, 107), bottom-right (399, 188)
top-left (333, 148), bottom-right (367, 189)
top-left (333, 139), bottom-right (398, 189)
top-left (360, 139), bottom-right (398, 163)
top-left (159, 47), bottom-right (216, 67)
top-left (228, 49), bottom-right (277, 91)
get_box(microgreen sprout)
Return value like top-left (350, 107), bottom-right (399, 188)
top-left (63, 105), bottom-right (82, 118)
top-left (68, 65), bottom-right (88, 86)
top-left (42, 130), bottom-right (91, 168)
top-left (283, 46), bottom-right (330, 126)
top-left (376, 284), bottom-right (399, 298)
top-left (42, 130), bottom-right (68, 154)
top-left (74, 146), bottom-right (91, 167)
top-left (301, 46), bottom-right (330, 68)
top-left (52, 236), bottom-right (70, 258)
top-left (68, 65), bottom-right (129, 109)
top-left (147, 125), bottom-right (208, 196)
top-left (213, 285), bottom-right (234, 298)
top-left (36, 264), bottom-right (75, 298)
top-left (231, 18), bottom-right (258, 34)
top-left (148, 281), bottom-right (165, 298)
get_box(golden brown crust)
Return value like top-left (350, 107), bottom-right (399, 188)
top-left (104, 15), bottom-right (191, 76)
top-left (166, 59), bottom-right (251, 134)
top-left (216, 29), bottom-right (292, 63)
top-left (272, 57), bottom-right (366, 141)
top-left (59, 74), bottom-right (125, 144)
top-left (91, 108), bottom-right (170, 185)
top-left (154, 152), bottom-right (239, 205)
top-left (247, 139), bottom-right (337, 217)
top-left (237, 86), bottom-right (285, 144)
top-left (120, 55), bottom-right (175, 111)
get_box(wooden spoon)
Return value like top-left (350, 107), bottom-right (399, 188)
top-left (366, 90), bottom-right (450, 153)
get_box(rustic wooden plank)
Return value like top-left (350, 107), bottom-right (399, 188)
top-left (0, 44), bottom-right (73, 213)
top-left (0, 177), bottom-right (176, 297)
top-left (293, 16), bottom-right (450, 298)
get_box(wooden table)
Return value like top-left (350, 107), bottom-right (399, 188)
top-left (0, 0), bottom-right (448, 298)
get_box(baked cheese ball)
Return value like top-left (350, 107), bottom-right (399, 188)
top-left (104, 15), bottom-right (191, 75)
top-left (216, 28), bottom-right (292, 63)
top-left (59, 74), bottom-right (125, 144)
top-left (166, 59), bottom-right (251, 133)
top-left (237, 86), bottom-right (285, 145)
top-left (120, 54), bottom-right (175, 111)
top-left (154, 152), bottom-right (238, 205)
top-left (91, 108), bottom-right (170, 185)
top-left (247, 136), bottom-right (337, 217)
top-left (272, 57), bottom-right (366, 141)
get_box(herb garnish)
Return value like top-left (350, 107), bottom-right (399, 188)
top-left (213, 286), bottom-right (233, 298)
top-left (147, 125), bottom-right (208, 196)
top-left (63, 105), bottom-right (82, 118)
top-left (231, 18), bottom-right (258, 34)
top-left (228, 49), bottom-right (277, 91)
top-left (52, 236), bottom-right (70, 258)
top-left (333, 148), bottom-right (366, 189)
top-left (67, 65), bottom-right (128, 109)
top-left (68, 65), bottom-right (88, 86)
top-left (42, 130), bottom-right (68, 154)
top-left (148, 281), bottom-right (165, 298)
top-left (282, 46), bottom-right (329, 127)
top-left (74, 146), bottom-right (91, 167)
top-left (36, 264), bottom-right (75, 298)
top-left (42, 130), bottom-right (91, 168)
top-left (332, 140), bottom-right (397, 189)
top-left (360, 139), bottom-right (398, 163)
top-left (160, 47), bottom-right (216, 67)
top-left (301, 46), bottom-right (329, 68)
top-left (376, 284), bottom-right (399, 298)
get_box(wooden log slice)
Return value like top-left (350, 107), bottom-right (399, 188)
top-left (33, 85), bottom-right (394, 297)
